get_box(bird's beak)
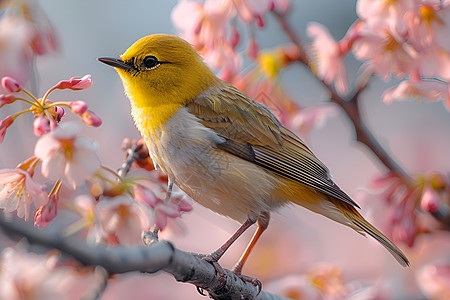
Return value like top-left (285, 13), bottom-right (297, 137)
top-left (97, 57), bottom-right (133, 71)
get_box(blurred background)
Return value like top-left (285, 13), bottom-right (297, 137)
top-left (1, 0), bottom-right (450, 299)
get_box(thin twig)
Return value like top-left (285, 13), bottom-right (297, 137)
top-left (117, 144), bottom-right (143, 178)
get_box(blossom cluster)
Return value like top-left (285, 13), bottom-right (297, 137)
top-left (172, 0), bottom-right (339, 140)
top-left (0, 0), bottom-right (57, 85)
top-left (0, 75), bottom-right (191, 243)
top-left (365, 171), bottom-right (450, 247)
top-left (171, 0), bottom-right (289, 81)
top-left (307, 0), bottom-right (450, 108)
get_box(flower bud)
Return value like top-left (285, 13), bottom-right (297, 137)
top-left (1, 77), bottom-right (21, 93)
top-left (33, 117), bottom-right (51, 136)
top-left (0, 115), bottom-right (14, 143)
top-left (81, 110), bottom-right (102, 127)
top-left (34, 193), bottom-right (58, 228)
top-left (69, 100), bottom-right (88, 115)
top-left (420, 187), bottom-right (441, 213)
top-left (53, 106), bottom-right (65, 122)
top-left (0, 94), bottom-right (16, 108)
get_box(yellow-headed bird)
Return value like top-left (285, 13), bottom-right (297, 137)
top-left (98, 34), bottom-right (409, 282)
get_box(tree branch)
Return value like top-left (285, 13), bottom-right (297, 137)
top-left (273, 11), bottom-right (412, 184)
top-left (0, 214), bottom-right (288, 300)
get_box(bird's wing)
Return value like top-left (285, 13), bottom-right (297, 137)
top-left (187, 82), bottom-right (359, 208)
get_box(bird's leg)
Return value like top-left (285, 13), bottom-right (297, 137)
top-left (195, 216), bottom-right (257, 293)
top-left (232, 212), bottom-right (270, 291)
top-left (199, 216), bottom-right (257, 263)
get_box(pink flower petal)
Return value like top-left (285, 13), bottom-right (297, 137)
top-left (53, 75), bottom-right (93, 91)
top-left (33, 116), bottom-right (51, 136)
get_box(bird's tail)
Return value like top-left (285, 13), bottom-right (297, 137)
top-left (276, 179), bottom-right (410, 266)
top-left (335, 200), bottom-right (410, 267)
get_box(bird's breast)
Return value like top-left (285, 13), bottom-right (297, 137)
top-left (143, 107), bottom-right (284, 223)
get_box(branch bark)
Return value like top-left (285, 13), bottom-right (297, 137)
top-left (0, 214), bottom-right (288, 300)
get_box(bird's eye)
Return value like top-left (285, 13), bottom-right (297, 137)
top-left (142, 55), bottom-right (159, 69)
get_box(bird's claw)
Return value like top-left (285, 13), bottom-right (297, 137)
top-left (195, 253), bottom-right (227, 288)
top-left (233, 272), bottom-right (262, 295)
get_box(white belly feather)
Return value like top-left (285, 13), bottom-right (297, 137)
top-left (144, 107), bottom-right (283, 222)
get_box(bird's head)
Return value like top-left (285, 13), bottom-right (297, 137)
top-left (98, 34), bottom-right (218, 109)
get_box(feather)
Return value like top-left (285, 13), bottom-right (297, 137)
top-left (187, 81), bottom-right (359, 208)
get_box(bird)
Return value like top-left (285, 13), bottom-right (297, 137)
top-left (98, 34), bottom-right (409, 284)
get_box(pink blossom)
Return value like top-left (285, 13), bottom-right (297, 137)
top-left (413, 49), bottom-right (450, 80)
top-left (392, 213), bottom-right (418, 247)
top-left (352, 25), bottom-right (418, 80)
top-left (416, 262), bottom-right (450, 300)
top-left (134, 185), bottom-right (158, 208)
top-left (0, 94), bottom-right (16, 108)
top-left (204, 41), bottom-right (242, 81)
top-left (305, 263), bottom-right (348, 297)
top-left (270, 0), bottom-right (290, 14)
top-left (64, 195), bottom-right (102, 244)
top-left (405, 2), bottom-right (450, 52)
top-left (81, 110), bottom-right (102, 127)
top-left (153, 199), bottom-right (182, 231)
top-left (0, 168), bottom-right (48, 220)
top-left (97, 196), bottom-right (150, 245)
top-left (0, 0), bottom-right (56, 85)
top-left (171, 0), bottom-right (233, 48)
top-left (288, 104), bottom-right (338, 139)
top-left (382, 80), bottom-right (450, 109)
top-left (433, 4), bottom-right (450, 52)
top-left (34, 122), bottom-right (101, 189)
top-left (33, 116), bottom-right (51, 136)
top-left (0, 115), bottom-right (14, 143)
top-left (1, 76), bottom-right (21, 93)
top-left (356, 0), bottom-right (415, 34)
top-left (265, 274), bottom-right (321, 299)
top-left (34, 193), bottom-right (58, 228)
top-left (307, 22), bottom-right (349, 94)
top-left (132, 178), bottom-right (192, 231)
top-left (247, 36), bottom-right (259, 60)
top-left (366, 172), bottom-right (420, 246)
top-left (0, 14), bottom-right (36, 85)
top-left (0, 247), bottom-right (90, 300)
top-left (69, 100), bottom-right (88, 115)
top-left (53, 75), bottom-right (93, 91)
top-left (171, 0), bottom-right (241, 79)
top-left (171, 197), bottom-right (193, 213)
top-left (231, 0), bottom-right (272, 24)
top-left (435, 51), bottom-right (450, 81)
top-left (420, 186), bottom-right (441, 212)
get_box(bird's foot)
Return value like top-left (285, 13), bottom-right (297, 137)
top-left (232, 265), bottom-right (262, 295)
top-left (195, 253), bottom-right (227, 289)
